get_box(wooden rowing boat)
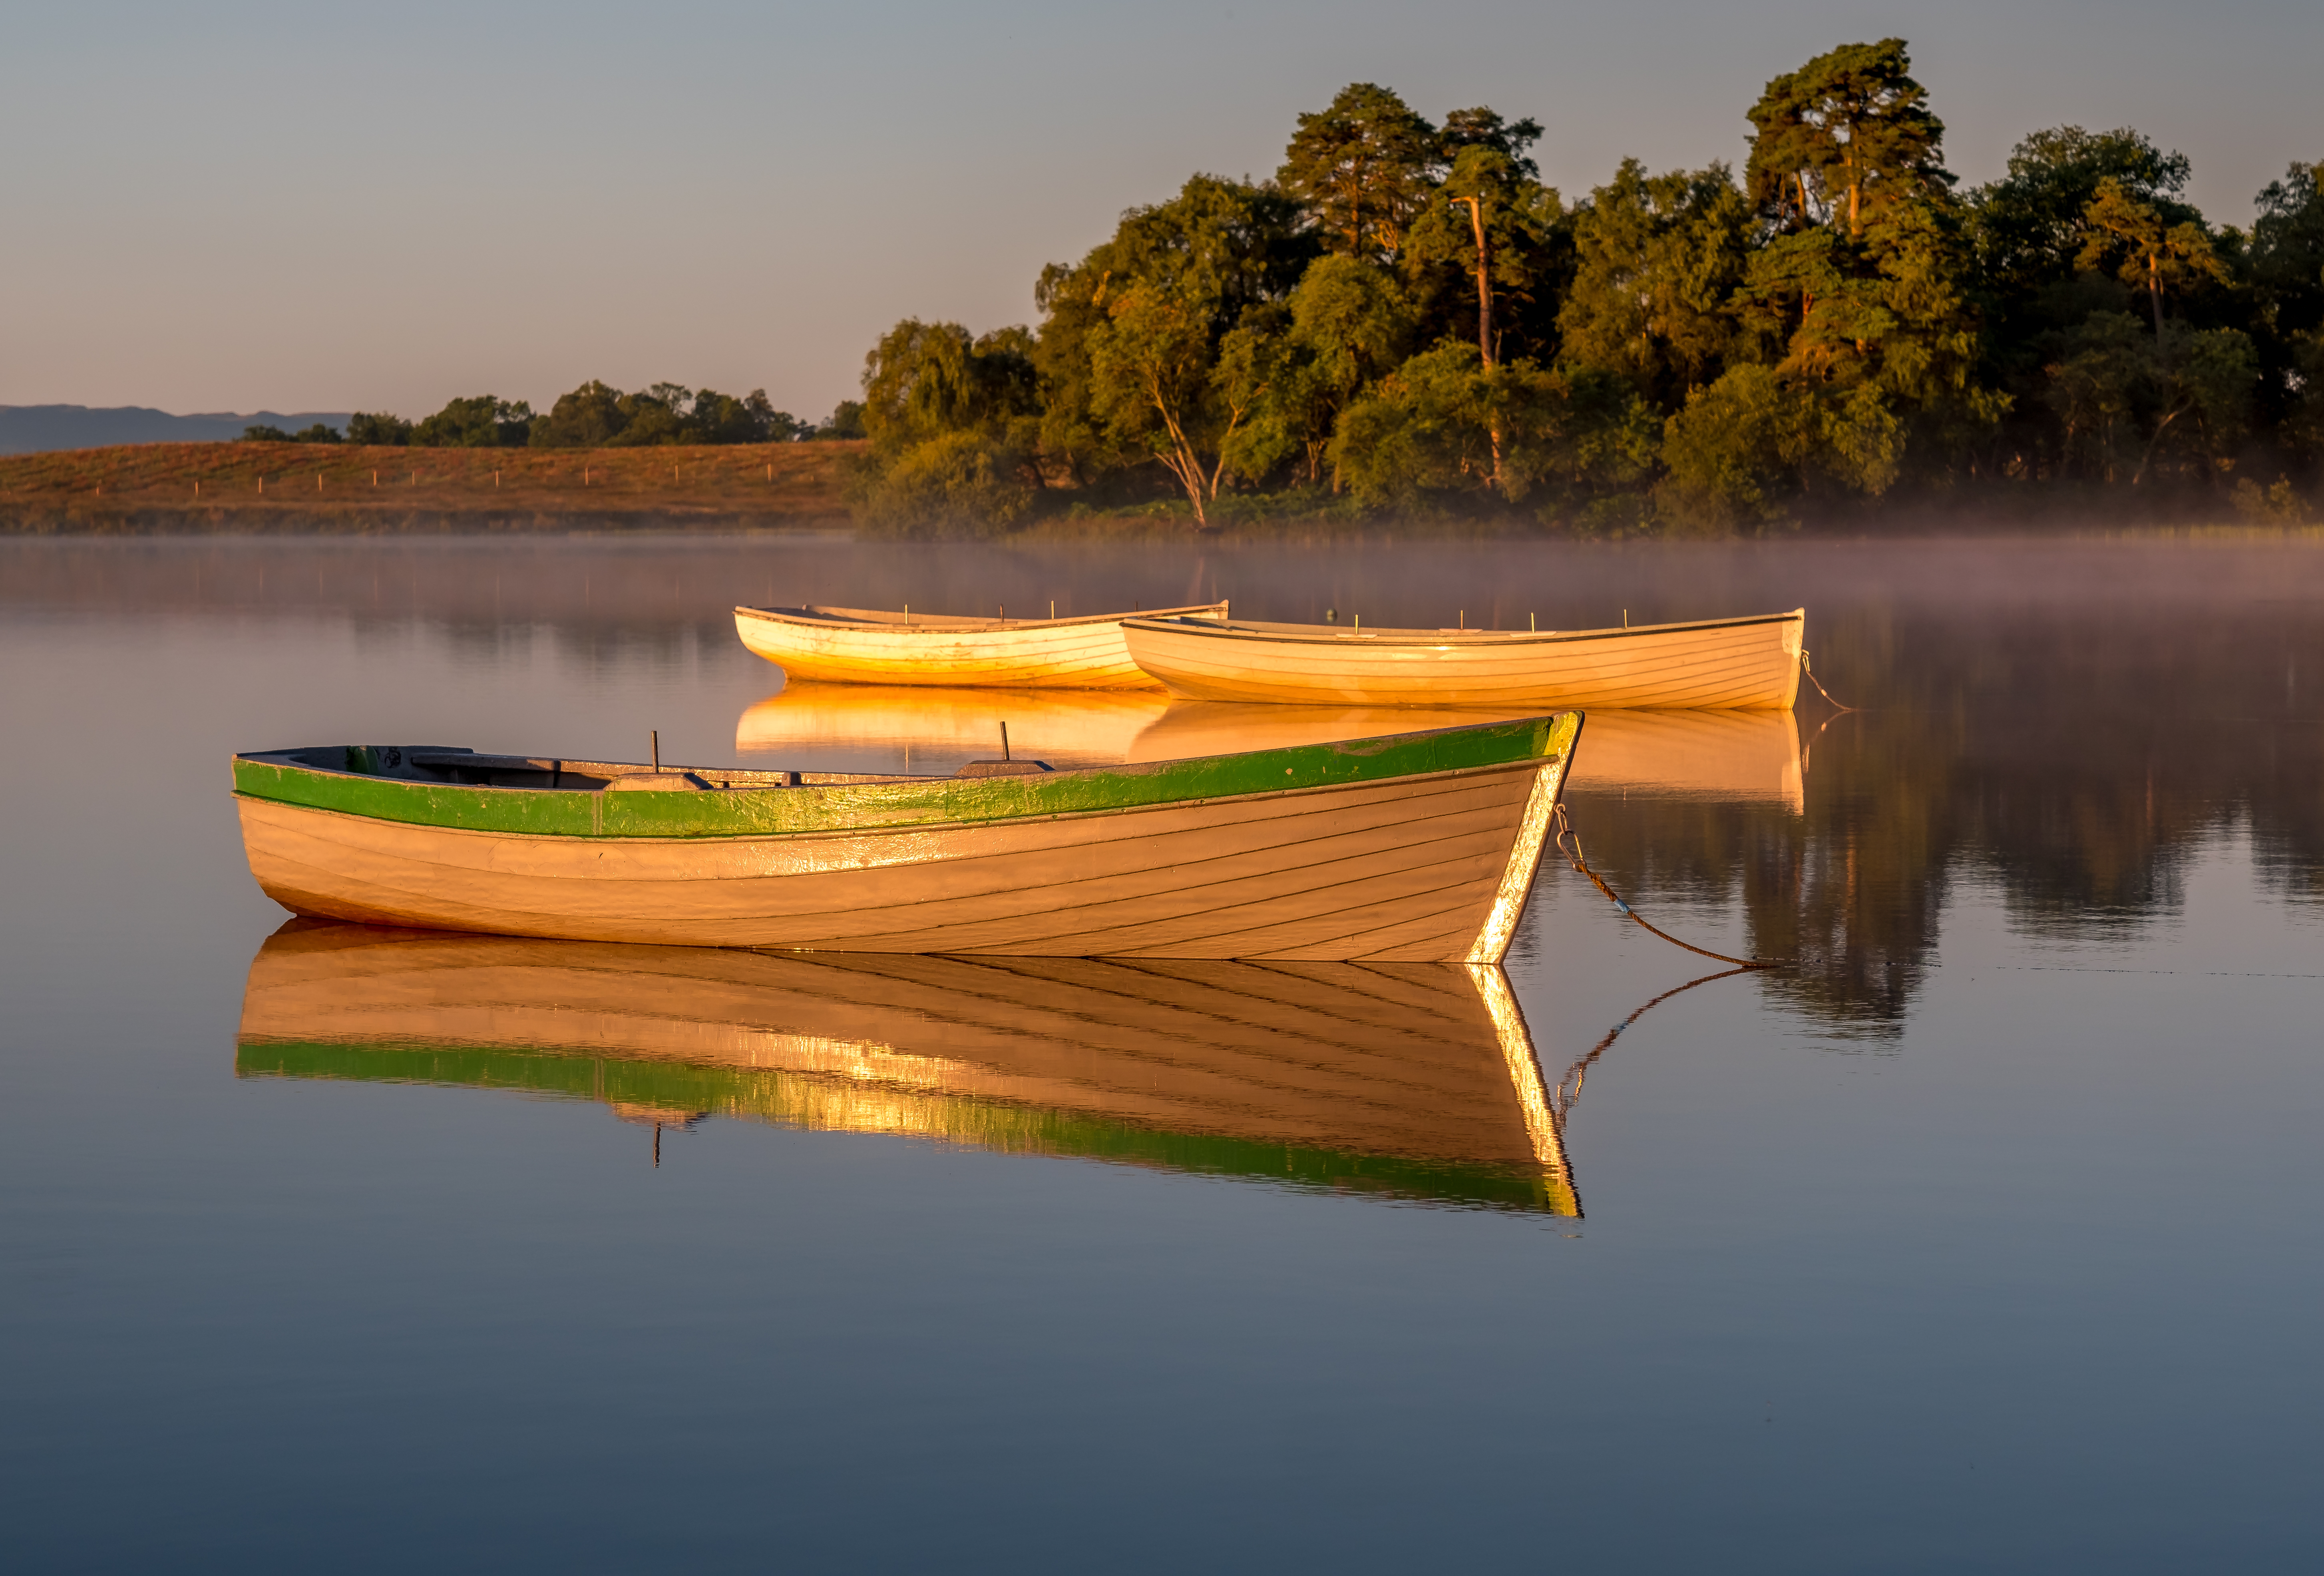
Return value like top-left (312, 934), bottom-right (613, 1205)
top-left (734, 600), bottom-right (1230, 688)
top-left (232, 712), bottom-right (1582, 961)
top-left (1121, 608), bottom-right (1806, 709)
top-left (234, 922), bottom-right (1578, 1213)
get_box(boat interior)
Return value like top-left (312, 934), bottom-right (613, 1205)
top-left (738, 600), bottom-right (1228, 632)
top-left (244, 745), bottom-right (1054, 792)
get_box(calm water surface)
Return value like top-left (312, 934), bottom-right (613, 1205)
top-left (3, 534), bottom-right (2321, 1572)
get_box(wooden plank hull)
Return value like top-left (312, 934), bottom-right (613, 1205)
top-left (1123, 609), bottom-right (1805, 709)
top-left (233, 923), bottom-right (1577, 1213)
top-left (233, 715), bottom-right (1580, 962)
top-left (735, 600), bottom-right (1229, 689)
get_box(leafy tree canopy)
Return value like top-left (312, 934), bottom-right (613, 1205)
top-left (410, 395), bottom-right (533, 448)
top-left (344, 412), bottom-right (412, 446)
top-left (1278, 83), bottom-right (1443, 262)
top-left (1558, 160), bottom-right (1751, 413)
top-left (529, 382), bottom-right (800, 447)
top-left (1746, 38), bottom-right (1950, 238)
top-left (243, 422), bottom-right (342, 444)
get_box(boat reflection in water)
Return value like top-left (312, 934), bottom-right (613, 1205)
top-left (1128, 704), bottom-right (1803, 812)
top-left (738, 686), bottom-right (1800, 810)
top-left (734, 683), bottom-right (1172, 770)
top-left (235, 921), bottom-right (1580, 1215)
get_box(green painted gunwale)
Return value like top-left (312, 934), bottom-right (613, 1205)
top-left (236, 1037), bottom-right (1578, 1215)
top-left (231, 713), bottom-right (1577, 841)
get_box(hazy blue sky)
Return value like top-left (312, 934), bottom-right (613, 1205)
top-left (4, 0), bottom-right (2318, 422)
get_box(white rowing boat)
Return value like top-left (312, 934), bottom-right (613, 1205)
top-left (232, 713), bottom-right (1581, 962)
top-left (734, 600), bottom-right (1230, 688)
top-left (1121, 608), bottom-right (1806, 710)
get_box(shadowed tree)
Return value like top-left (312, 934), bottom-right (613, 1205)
top-left (1558, 159), bottom-right (1752, 414)
top-left (2250, 160), bottom-right (2324, 452)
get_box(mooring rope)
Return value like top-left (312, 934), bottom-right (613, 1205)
top-left (1555, 965), bottom-right (1755, 1116)
top-left (1551, 802), bottom-right (1790, 969)
top-left (1800, 649), bottom-right (1856, 712)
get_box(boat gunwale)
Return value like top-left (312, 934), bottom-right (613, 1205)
top-left (235, 753), bottom-right (1554, 847)
top-left (737, 599), bottom-right (1229, 635)
top-left (1121, 607), bottom-right (1805, 649)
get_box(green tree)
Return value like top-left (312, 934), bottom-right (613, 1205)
top-left (1726, 193), bottom-right (1998, 495)
top-left (344, 412), bottom-right (412, 445)
top-left (1278, 83), bottom-right (1441, 263)
top-left (1035, 175), bottom-right (1313, 514)
top-left (1558, 159), bottom-right (1752, 414)
top-left (810, 400), bottom-right (866, 440)
top-left (1218, 258), bottom-right (1414, 488)
top-left (410, 395), bottom-right (532, 447)
top-left (1393, 145), bottom-right (1570, 486)
top-left (850, 320), bottom-right (1043, 531)
top-left (1745, 39), bottom-right (1949, 239)
top-left (528, 380), bottom-right (628, 447)
top-left (1438, 107), bottom-right (1543, 180)
top-left (2042, 311), bottom-right (2147, 482)
top-left (2075, 177), bottom-right (2232, 335)
top-left (2044, 312), bottom-right (2257, 484)
top-left (1331, 343), bottom-right (1652, 511)
top-left (1657, 363), bottom-right (1819, 527)
top-left (1972, 126), bottom-right (2196, 307)
top-left (1086, 277), bottom-right (1245, 522)
top-left (2246, 159), bottom-right (2324, 447)
top-left (1731, 46), bottom-right (1999, 499)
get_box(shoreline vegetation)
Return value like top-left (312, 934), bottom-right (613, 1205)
top-left (7, 38), bottom-right (2320, 540)
top-left (0, 440), bottom-right (856, 533)
top-left (841, 41), bottom-right (2320, 538)
top-left (3, 435), bottom-right (2320, 541)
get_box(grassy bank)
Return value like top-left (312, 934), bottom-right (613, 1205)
top-left (0, 440), bottom-right (862, 532)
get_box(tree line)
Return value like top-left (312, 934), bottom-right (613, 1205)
top-left (846, 42), bottom-right (2324, 532)
top-left (245, 383), bottom-right (868, 449)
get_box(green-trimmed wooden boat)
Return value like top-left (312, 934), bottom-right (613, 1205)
top-left (232, 712), bottom-right (1582, 962)
top-left (235, 921), bottom-right (1580, 1214)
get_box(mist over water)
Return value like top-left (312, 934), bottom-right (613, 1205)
top-left (3, 533), bottom-right (2321, 1572)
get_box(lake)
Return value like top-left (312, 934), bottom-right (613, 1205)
top-left (3, 532), bottom-right (2320, 1572)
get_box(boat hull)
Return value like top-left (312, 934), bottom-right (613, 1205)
top-left (1123, 609), bottom-right (1805, 709)
top-left (233, 718), bottom-right (1578, 963)
top-left (735, 601), bottom-right (1229, 689)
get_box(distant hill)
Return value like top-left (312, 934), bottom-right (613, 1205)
top-left (0, 405), bottom-right (355, 455)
